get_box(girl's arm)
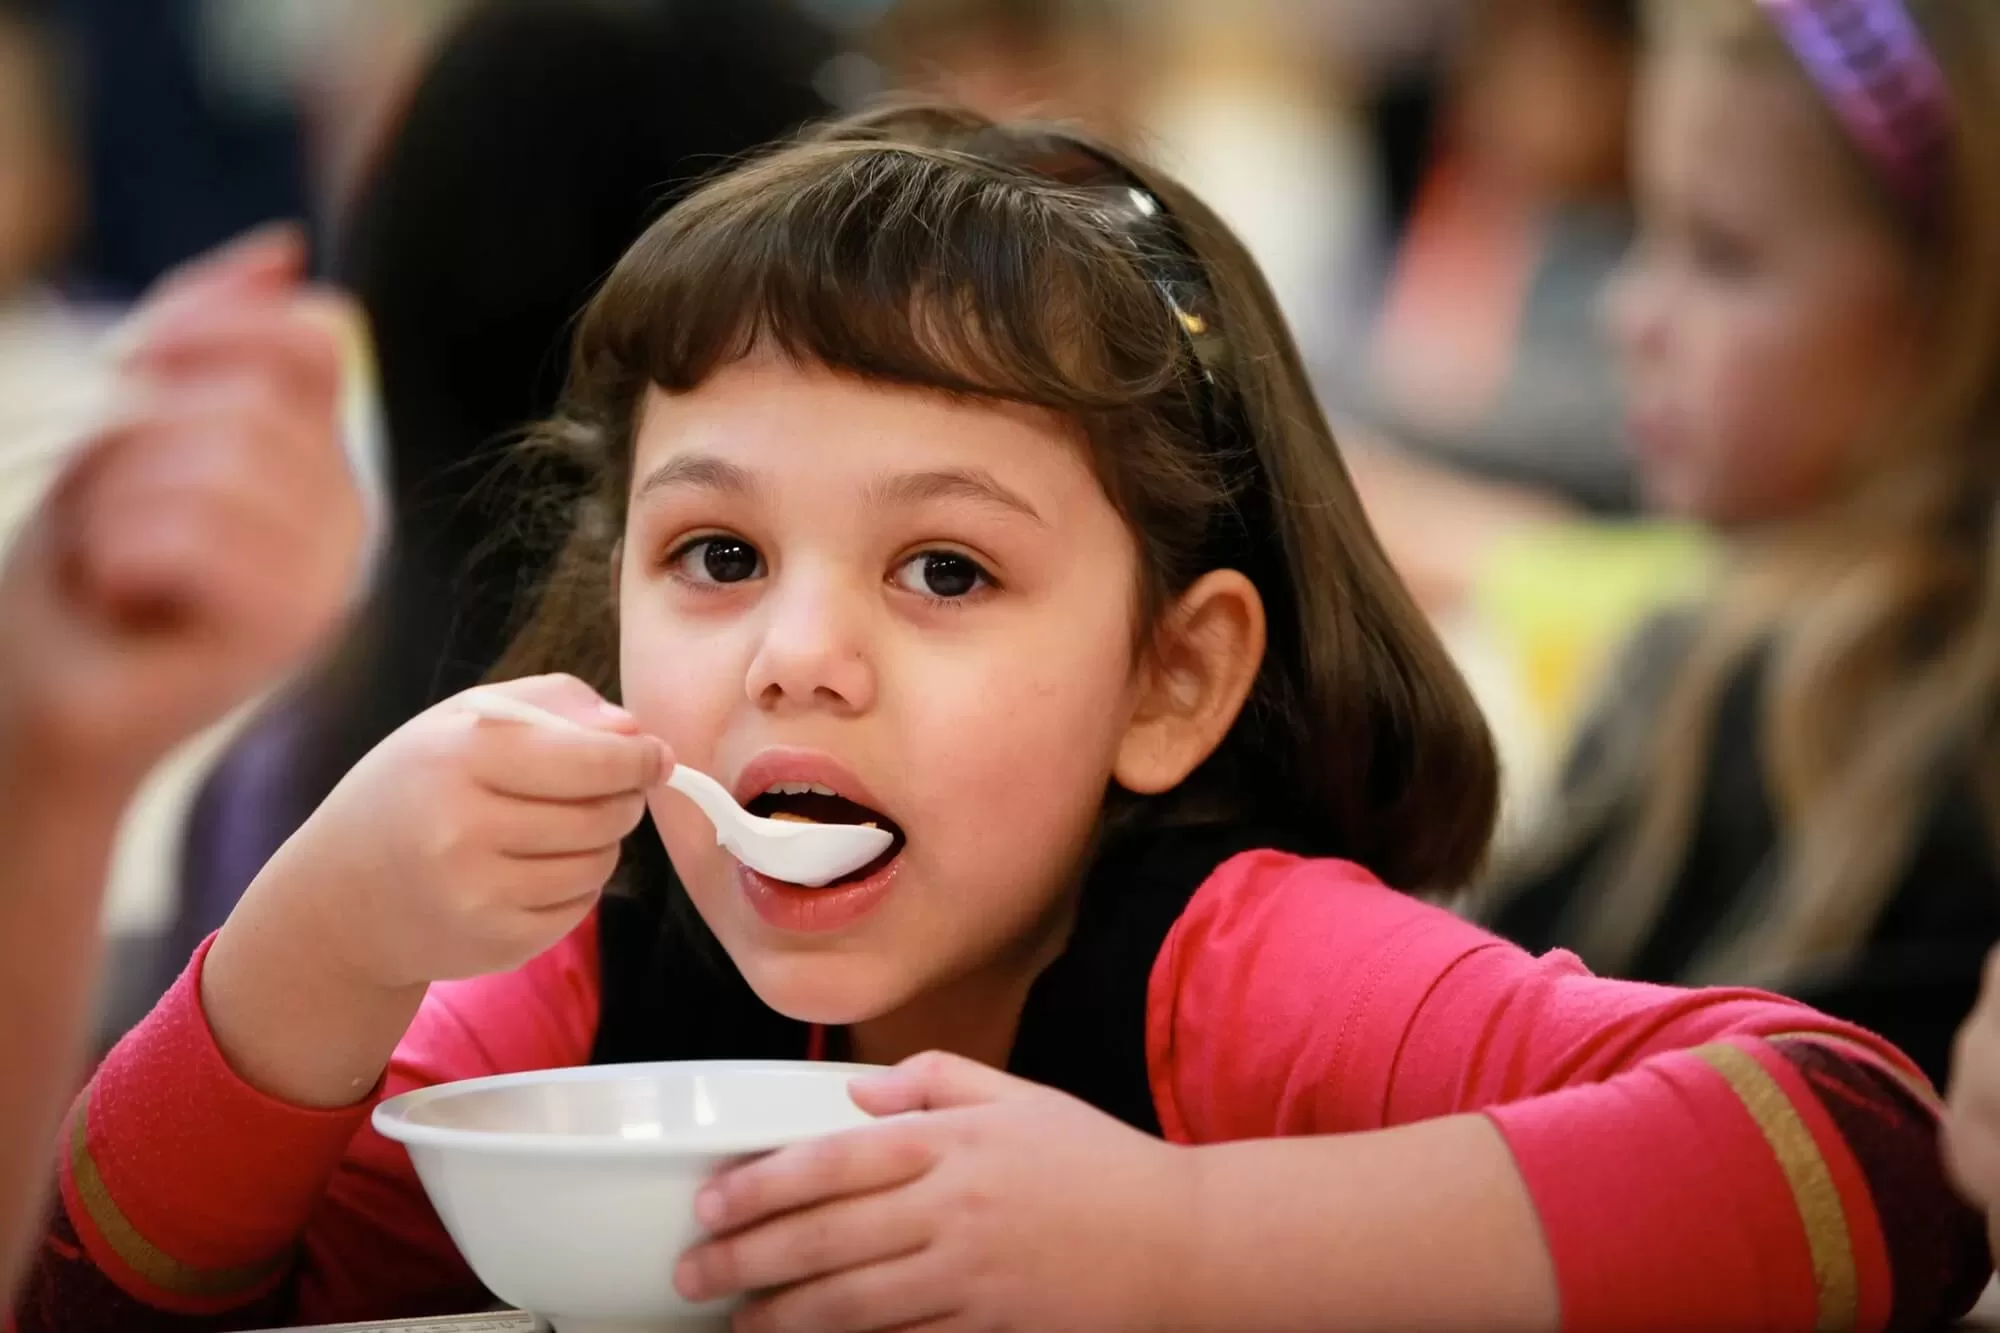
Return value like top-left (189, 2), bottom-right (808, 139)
top-left (11, 674), bottom-right (658, 1329)
top-left (1153, 852), bottom-right (1992, 1331)
top-left (11, 917), bottom-right (604, 1331)
top-left (1177, 1113), bottom-right (1557, 1332)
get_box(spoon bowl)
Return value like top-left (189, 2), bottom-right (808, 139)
top-left (660, 764), bottom-right (893, 887)
top-left (460, 692), bottom-right (895, 887)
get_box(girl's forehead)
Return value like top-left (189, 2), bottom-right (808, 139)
top-left (628, 358), bottom-right (1099, 498)
top-left (1642, 50), bottom-right (1877, 225)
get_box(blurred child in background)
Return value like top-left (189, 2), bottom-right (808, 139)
top-left (1330, 0), bottom-right (1641, 524)
top-left (869, 0), bottom-right (1142, 144)
top-left (1485, 0), bottom-right (2000, 1090)
top-left (0, 0), bottom-right (78, 312)
top-left (0, 0), bottom-right (91, 532)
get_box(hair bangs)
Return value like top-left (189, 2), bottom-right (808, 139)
top-left (573, 140), bottom-right (1189, 425)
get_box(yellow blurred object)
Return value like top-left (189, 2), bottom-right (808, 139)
top-left (1475, 520), bottom-right (1717, 745)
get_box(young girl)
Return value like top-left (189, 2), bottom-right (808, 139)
top-left (1330, 0), bottom-right (1643, 518)
top-left (1485, 0), bottom-right (2000, 1092)
top-left (15, 105), bottom-right (1987, 1332)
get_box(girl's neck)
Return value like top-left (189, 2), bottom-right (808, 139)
top-left (844, 886), bottom-right (1080, 1070)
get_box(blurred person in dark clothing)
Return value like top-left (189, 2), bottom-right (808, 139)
top-left (1481, 0), bottom-right (2000, 1090)
top-left (0, 0), bottom-right (77, 304)
top-left (167, 0), bottom-right (833, 972)
top-left (1328, 0), bottom-right (1640, 521)
top-left (51, 0), bottom-right (311, 298)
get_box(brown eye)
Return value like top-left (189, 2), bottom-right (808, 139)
top-left (671, 537), bottom-right (764, 586)
top-left (892, 551), bottom-right (989, 600)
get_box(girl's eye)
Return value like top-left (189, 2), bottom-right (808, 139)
top-left (892, 550), bottom-right (991, 601)
top-left (670, 536), bottom-right (765, 586)
top-left (1687, 218), bottom-right (1760, 281)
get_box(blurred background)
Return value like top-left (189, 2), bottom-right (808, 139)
top-left (13, 0), bottom-right (1985, 1091)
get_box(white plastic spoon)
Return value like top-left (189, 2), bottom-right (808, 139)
top-left (459, 691), bottom-right (895, 888)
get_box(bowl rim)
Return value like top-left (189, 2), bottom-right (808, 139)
top-left (371, 1059), bottom-right (887, 1157)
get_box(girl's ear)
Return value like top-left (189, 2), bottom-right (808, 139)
top-left (609, 538), bottom-right (624, 614)
top-left (1114, 569), bottom-right (1266, 795)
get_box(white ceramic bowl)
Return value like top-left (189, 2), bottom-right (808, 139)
top-left (372, 1061), bottom-right (881, 1333)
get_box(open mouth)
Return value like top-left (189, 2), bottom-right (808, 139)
top-left (745, 783), bottom-right (907, 886)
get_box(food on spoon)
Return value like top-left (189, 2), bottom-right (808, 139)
top-left (767, 811), bottom-right (877, 829)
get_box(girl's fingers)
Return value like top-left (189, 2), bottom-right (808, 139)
top-left (727, 1250), bottom-right (956, 1333)
top-left (677, 1183), bottom-right (933, 1302)
top-left (464, 723), bottom-right (668, 802)
top-left (489, 790), bottom-right (650, 860)
top-left (697, 1122), bottom-right (939, 1237)
top-left (491, 850), bottom-right (620, 919)
top-left (483, 674), bottom-right (640, 732)
top-left (849, 1050), bottom-right (1035, 1116)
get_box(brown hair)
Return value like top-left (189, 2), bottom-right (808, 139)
top-left (497, 104), bottom-right (1497, 893)
top-left (1492, 0), bottom-right (2000, 982)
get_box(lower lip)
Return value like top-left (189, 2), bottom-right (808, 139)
top-left (738, 853), bottom-right (903, 934)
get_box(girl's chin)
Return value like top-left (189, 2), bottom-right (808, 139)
top-left (722, 945), bottom-right (914, 1034)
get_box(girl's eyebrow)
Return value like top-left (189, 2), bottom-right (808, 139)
top-left (634, 453), bottom-right (760, 502)
top-left (635, 455), bottom-right (1044, 527)
top-left (866, 467), bottom-right (1046, 526)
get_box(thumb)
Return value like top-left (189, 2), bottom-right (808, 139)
top-left (849, 1051), bottom-right (1035, 1116)
top-left (113, 224), bottom-right (308, 356)
top-left (152, 222), bottom-right (307, 303)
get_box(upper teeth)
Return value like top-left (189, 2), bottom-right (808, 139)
top-left (764, 782), bottom-right (838, 797)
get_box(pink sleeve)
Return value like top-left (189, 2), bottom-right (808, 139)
top-left (1147, 852), bottom-right (1988, 1332)
top-left (15, 917), bottom-right (601, 1330)
top-left (297, 917), bottom-right (604, 1323)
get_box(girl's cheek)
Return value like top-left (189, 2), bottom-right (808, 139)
top-left (618, 619), bottom-right (734, 759)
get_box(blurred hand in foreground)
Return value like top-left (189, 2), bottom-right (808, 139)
top-left (0, 224), bottom-right (365, 793)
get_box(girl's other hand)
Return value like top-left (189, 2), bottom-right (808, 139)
top-left (676, 1053), bottom-right (1198, 1333)
top-left (0, 226), bottom-right (364, 794)
top-left (1946, 947), bottom-right (2000, 1220)
top-left (266, 673), bottom-right (669, 995)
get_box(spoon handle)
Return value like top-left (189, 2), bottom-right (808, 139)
top-left (460, 692), bottom-right (749, 848)
top-left (459, 691), bottom-right (595, 734)
top-left (462, 692), bottom-right (733, 821)
top-left (663, 765), bottom-right (745, 842)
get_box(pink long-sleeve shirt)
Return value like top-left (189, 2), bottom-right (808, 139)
top-left (13, 850), bottom-right (1990, 1331)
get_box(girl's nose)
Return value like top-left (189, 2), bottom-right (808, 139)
top-left (743, 577), bottom-right (877, 716)
top-left (1602, 255), bottom-right (1663, 362)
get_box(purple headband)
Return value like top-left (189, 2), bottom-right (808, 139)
top-left (1757, 0), bottom-right (1955, 218)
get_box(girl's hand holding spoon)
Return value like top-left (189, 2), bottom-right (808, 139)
top-left (201, 674), bottom-right (669, 1108)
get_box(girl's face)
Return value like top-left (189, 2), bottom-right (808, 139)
top-left (618, 354), bottom-right (1148, 1036)
top-left (1607, 47), bottom-right (1926, 527)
